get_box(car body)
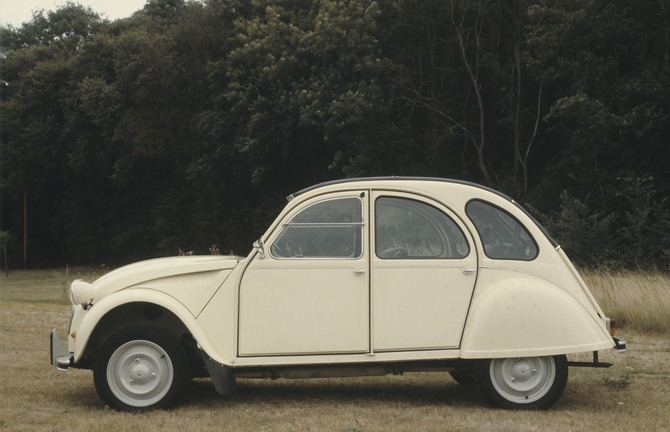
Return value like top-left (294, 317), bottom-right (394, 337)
top-left (50, 177), bottom-right (625, 410)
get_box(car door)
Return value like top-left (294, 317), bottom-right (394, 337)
top-left (371, 192), bottom-right (477, 351)
top-left (238, 191), bottom-right (369, 356)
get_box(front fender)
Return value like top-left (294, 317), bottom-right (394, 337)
top-left (460, 276), bottom-right (614, 358)
top-left (70, 288), bottom-right (227, 365)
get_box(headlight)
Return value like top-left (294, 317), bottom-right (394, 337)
top-left (70, 279), bottom-right (96, 308)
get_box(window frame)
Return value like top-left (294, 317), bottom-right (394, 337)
top-left (374, 195), bottom-right (470, 260)
top-left (269, 196), bottom-right (365, 260)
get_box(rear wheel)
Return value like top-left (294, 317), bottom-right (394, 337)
top-left (474, 355), bottom-right (568, 410)
top-left (94, 327), bottom-right (189, 411)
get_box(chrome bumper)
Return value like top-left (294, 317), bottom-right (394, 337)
top-left (613, 337), bottom-right (626, 353)
top-left (50, 329), bottom-right (73, 371)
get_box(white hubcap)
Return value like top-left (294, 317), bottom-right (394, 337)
top-left (107, 340), bottom-right (174, 407)
top-left (489, 357), bottom-right (555, 404)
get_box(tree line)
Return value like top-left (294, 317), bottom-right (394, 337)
top-left (1, 0), bottom-right (669, 269)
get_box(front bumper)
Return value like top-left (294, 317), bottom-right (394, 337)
top-left (50, 329), bottom-right (73, 371)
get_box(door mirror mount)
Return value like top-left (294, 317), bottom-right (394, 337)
top-left (253, 238), bottom-right (266, 259)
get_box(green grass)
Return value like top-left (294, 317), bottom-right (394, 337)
top-left (0, 269), bottom-right (669, 431)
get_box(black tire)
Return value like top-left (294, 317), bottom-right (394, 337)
top-left (94, 326), bottom-right (189, 411)
top-left (474, 355), bottom-right (568, 410)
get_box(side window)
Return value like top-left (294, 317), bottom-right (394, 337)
top-left (466, 200), bottom-right (538, 260)
top-left (375, 197), bottom-right (469, 259)
top-left (271, 197), bottom-right (363, 258)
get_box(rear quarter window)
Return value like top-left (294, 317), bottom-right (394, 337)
top-left (466, 200), bottom-right (538, 261)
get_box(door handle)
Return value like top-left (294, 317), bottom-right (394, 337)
top-left (354, 268), bottom-right (367, 276)
top-left (462, 267), bottom-right (476, 275)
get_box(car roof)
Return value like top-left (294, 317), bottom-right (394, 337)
top-left (289, 177), bottom-right (508, 201)
top-left (288, 177), bottom-right (558, 247)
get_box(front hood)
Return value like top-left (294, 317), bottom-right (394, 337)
top-left (75, 256), bottom-right (242, 305)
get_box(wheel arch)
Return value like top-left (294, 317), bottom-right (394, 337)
top-left (72, 289), bottom-right (219, 367)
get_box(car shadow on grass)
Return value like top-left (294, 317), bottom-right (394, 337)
top-left (182, 374), bottom-right (482, 409)
top-left (182, 374), bottom-right (635, 413)
top-left (56, 371), bottom-right (624, 412)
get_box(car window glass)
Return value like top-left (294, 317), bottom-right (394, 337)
top-left (466, 200), bottom-right (538, 260)
top-left (375, 197), bottom-right (469, 259)
top-left (271, 197), bottom-right (363, 258)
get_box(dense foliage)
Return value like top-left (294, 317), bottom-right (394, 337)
top-left (1, 0), bottom-right (669, 269)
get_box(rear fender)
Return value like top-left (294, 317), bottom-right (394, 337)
top-left (460, 277), bottom-right (614, 358)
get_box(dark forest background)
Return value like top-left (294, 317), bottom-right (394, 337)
top-left (1, 0), bottom-right (669, 269)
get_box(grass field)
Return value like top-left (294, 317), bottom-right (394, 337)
top-left (582, 268), bottom-right (670, 333)
top-left (1, 269), bottom-right (669, 431)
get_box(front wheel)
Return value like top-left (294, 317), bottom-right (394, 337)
top-left (474, 355), bottom-right (568, 410)
top-left (94, 327), bottom-right (189, 411)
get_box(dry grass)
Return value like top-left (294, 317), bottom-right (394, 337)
top-left (583, 269), bottom-right (670, 333)
top-left (1, 269), bottom-right (669, 431)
